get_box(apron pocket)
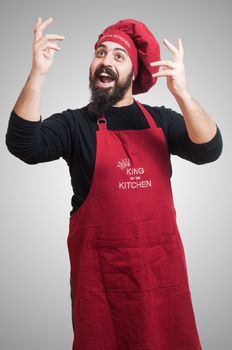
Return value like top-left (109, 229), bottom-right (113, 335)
top-left (148, 237), bottom-right (189, 290)
top-left (87, 236), bottom-right (189, 292)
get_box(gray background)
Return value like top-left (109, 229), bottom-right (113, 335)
top-left (1, 0), bottom-right (231, 349)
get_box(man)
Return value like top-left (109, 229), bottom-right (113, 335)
top-left (6, 17), bottom-right (222, 350)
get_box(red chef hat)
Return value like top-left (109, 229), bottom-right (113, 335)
top-left (94, 19), bottom-right (161, 95)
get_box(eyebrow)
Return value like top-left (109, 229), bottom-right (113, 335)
top-left (96, 43), bottom-right (128, 56)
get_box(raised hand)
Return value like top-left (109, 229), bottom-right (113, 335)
top-left (32, 17), bottom-right (65, 75)
top-left (150, 38), bottom-right (188, 98)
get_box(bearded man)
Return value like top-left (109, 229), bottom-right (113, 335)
top-left (6, 17), bottom-right (223, 350)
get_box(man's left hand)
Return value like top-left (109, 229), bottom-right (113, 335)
top-left (150, 38), bottom-right (188, 98)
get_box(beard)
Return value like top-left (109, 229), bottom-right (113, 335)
top-left (88, 65), bottom-right (134, 115)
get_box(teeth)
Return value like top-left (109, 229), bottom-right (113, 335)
top-left (100, 72), bottom-right (110, 77)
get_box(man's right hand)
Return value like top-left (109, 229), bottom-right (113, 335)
top-left (31, 17), bottom-right (65, 75)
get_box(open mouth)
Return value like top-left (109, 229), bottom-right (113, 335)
top-left (96, 72), bottom-right (116, 86)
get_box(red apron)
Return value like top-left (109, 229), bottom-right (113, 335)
top-left (67, 99), bottom-right (202, 350)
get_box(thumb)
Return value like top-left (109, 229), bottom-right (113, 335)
top-left (43, 47), bottom-right (55, 59)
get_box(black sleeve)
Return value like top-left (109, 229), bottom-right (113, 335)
top-left (5, 109), bottom-right (77, 165)
top-left (160, 106), bottom-right (223, 165)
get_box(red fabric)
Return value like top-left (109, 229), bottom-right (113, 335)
top-left (67, 99), bottom-right (202, 349)
top-left (94, 19), bottom-right (161, 95)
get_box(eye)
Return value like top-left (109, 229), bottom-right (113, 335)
top-left (115, 53), bottom-right (124, 61)
top-left (96, 50), bottom-right (105, 57)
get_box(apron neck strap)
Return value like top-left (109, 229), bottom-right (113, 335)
top-left (134, 99), bottom-right (158, 129)
top-left (97, 117), bottom-right (107, 131)
top-left (96, 98), bottom-right (158, 131)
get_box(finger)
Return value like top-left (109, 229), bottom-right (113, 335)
top-left (42, 34), bottom-right (65, 41)
top-left (177, 38), bottom-right (184, 59)
top-left (35, 17), bottom-right (42, 28)
top-left (163, 38), bottom-right (182, 62)
top-left (152, 70), bottom-right (174, 78)
top-left (35, 35), bottom-right (65, 55)
top-left (36, 34), bottom-right (65, 51)
top-left (43, 48), bottom-right (55, 60)
top-left (42, 43), bottom-right (62, 52)
top-left (150, 60), bottom-right (175, 69)
top-left (38, 17), bottom-right (54, 31)
top-left (34, 17), bottom-right (53, 42)
top-left (33, 17), bottom-right (42, 42)
top-left (163, 38), bottom-right (178, 55)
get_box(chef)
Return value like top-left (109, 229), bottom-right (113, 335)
top-left (6, 17), bottom-right (223, 350)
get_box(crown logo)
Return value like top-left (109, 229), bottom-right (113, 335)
top-left (117, 158), bottom-right (130, 170)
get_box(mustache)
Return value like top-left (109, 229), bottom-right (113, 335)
top-left (94, 66), bottom-right (118, 81)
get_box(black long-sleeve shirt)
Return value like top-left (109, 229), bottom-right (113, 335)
top-left (5, 100), bottom-right (223, 215)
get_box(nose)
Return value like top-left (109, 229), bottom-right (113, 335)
top-left (102, 52), bottom-right (113, 66)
